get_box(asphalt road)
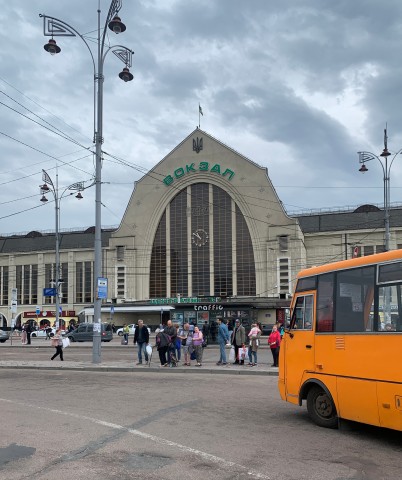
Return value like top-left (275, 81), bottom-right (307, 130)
top-left (0, 369), bottom-right (401, 480)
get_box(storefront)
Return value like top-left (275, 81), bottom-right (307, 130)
top-left (149, 296), bottom-right (288, 342)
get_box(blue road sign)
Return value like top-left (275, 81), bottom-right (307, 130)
top-left (97, 277), bottom-right (108, 299)
top-left (43, 288), bottom-right (57, 297)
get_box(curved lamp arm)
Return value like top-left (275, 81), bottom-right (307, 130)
top-left (39, 14), bottom-right (96, 72)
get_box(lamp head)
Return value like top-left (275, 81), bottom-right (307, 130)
top-left (40, 195), bottom-right (48, 203)
top-left (44, 38), bottom-right (61, 55)
top-left (119, 66), bottom-right (134, 82)
top-left (380, 148), bottom-right (391, 157)
top-left (40, 183), bottom-right (50, 192)
top-left (359, 164), bottom-right (368, 173)
top-left (75, 192), bottom-right (83, 200)
top-left (108, 16), bottom-right (126, 34)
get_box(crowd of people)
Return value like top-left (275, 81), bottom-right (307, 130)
top-left (129, 318), bottom-right (284, 368)
top-left (14, 317), bottom-right (284, 368)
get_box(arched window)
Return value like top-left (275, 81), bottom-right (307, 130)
top-left (149, 183), bottom-right (256, 298)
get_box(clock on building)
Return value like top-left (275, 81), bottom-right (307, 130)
top-left (192, 228), bottom-right (209, 247)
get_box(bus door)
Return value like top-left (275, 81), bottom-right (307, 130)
top-left (284, 293), bottom-right (315, 403)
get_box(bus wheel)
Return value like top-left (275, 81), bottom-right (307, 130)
top-left (307, 385), bottom-right (338, 429)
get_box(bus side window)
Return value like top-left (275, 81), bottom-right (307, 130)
top-left (291, 295), bottom-right (314, 330)
top-left (317, 273), bottom-right (334, 332)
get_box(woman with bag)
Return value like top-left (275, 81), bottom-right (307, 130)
top-left (51, 329), bottom-right (64, 361)
top-left (192, 326), bottom-right (204, 367)
top-left (178, 322), bottom-right (191, 366)
top-left (268, 324), bottom-right (281, 367)
top-left (247, 323), bottom-right (261, 366)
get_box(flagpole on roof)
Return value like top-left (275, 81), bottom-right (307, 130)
top-left (198, 103), bottom-right (203, 128)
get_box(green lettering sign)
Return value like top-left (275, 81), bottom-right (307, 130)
top-left (162, 164), bottom-right (235, 187)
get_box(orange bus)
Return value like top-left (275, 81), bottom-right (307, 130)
top-left (278, 249), bottom-right (402, 431)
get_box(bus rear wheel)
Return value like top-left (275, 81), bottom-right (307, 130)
top-left (307, 385), bottom-right (338, 429)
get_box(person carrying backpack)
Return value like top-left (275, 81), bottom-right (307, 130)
top-left (155, 328), bottom-right (170, 367)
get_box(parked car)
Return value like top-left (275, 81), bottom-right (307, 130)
top-left (0, 329), bottom-right (10, 343)
top-left (261, 324), bottom-right (274, 336)
top-left (116, 324), bottom-right (151, 336)
top-left (65, 323), bottom-right (113, 342)
top-left (31, 328), bottom-right (55, 338)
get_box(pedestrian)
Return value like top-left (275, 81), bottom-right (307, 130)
top-left (231, 319), bottom-right (246, 364)
top-left (133, 319), bottom-right (149, 365)
top-left (202, 321), bottom-right (210, 345)
top-left (45, 323), bottom-right (52, 340)
top-left (268, 324), bottom-right (281, 367)
top-left (164, 319), bottom-right (177, 363)
top-left (174, 322), bottom-right (181, 361)
top-left (192, 326), bottom-right (204, 366)
top-left (178, 322), bottom-right (191, 366)
top-left (155, 328), bottom-right (170, 367)
top-left (122, 324), bottom-right (129, 344)
top-left (25, 322), bottom-right (33, 345)
top-left (21, 324), bottom-right (27, 344)
top-left (247, 323), bottom-right (261, 366)
top-left (51, 329), bottom-right (64, 361)
top-left (216, 318), bottom-right (230, 365)
top-left (227, 318), bottom-right (234, 341)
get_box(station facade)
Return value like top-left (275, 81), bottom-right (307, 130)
top-left (1, 128), bottom-right (402, 330)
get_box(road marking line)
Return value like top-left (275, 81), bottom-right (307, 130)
top-left (0, 397), bottom-right (270, 479)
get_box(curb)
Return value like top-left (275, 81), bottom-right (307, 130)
top-left (0, 363), bottom-right (279, 376)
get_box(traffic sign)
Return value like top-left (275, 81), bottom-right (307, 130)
top-left (43, 287), bottom-right (57, 297)
top-left (36, 306), bottom-right (41, 315)
top-left (97, 277), bottom-right (108, 299)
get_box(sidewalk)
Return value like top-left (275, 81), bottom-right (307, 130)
top-left (0, 341), bottom-right (279, 376)
top-left (0, 360), bottom-right (279, 376)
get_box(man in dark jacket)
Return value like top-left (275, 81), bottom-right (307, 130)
top-left (231, 319), bottom-right (246, 365)
top-left (133, 319), bottom-right (150, 365)
top-left (164, 320), bottom-right (177, 363)
top-left (25, 322), bottom-right (33, 345)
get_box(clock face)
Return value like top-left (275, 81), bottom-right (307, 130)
top-left (192, 228), bottom-right (209, 247)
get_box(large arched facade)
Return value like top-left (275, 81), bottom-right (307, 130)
top-left (109, 128), bottom-right (305, 328)
top-left (149, 182), bottom-right (256, 298)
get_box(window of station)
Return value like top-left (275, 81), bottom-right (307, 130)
top-left (149, 182), bottom-right (256, 298)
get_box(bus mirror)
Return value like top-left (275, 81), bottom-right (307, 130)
top-left (284, 328), bottom-right (293, 338)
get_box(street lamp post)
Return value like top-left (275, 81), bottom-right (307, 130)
top-left (357, 127), bottom-right (402, 252)
top-left (40, 169), bottom-right (84, 331)
top-left (40, 1), bottom-right (134, 363)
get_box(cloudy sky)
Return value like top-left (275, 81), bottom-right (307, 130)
top-left (1, 0), bottom-right (402, 235)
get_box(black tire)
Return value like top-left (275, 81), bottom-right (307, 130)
top-left (117, 332), bottom-right (123, 336)
top-left (307, 385), bottom-right (338, 429)
top-left (50, 333), bottom-right (54, 337)
top-left (31, 333), bottom-right (37, 337)
top-left (69, 336), bottom-right (76, 342)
